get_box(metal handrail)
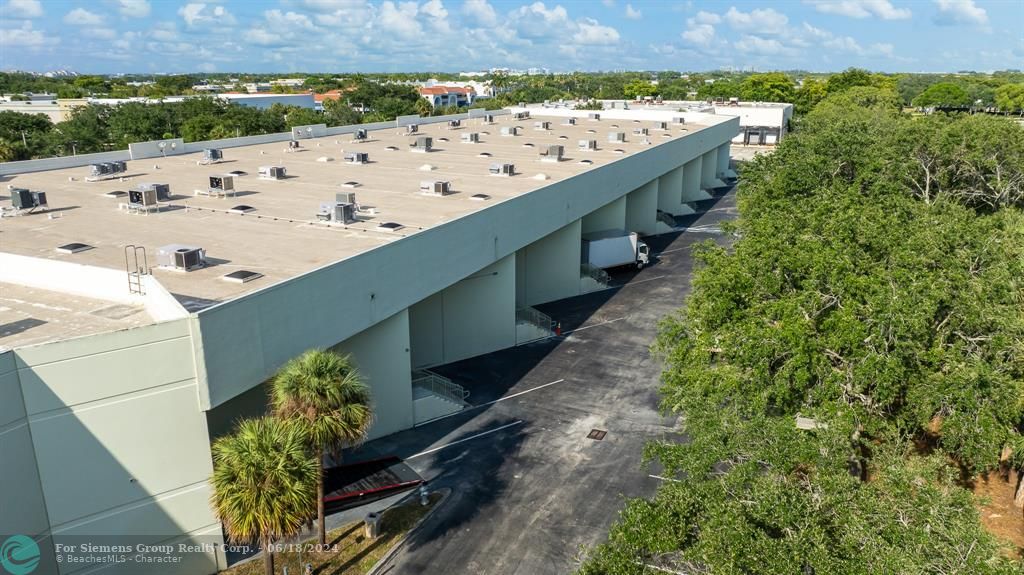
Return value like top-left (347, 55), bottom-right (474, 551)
top-left (515, 306), bottom-right (555, 344)
top-left (580, 263), bottom-right (611, 286)
top-left (412, 370), bottom-right (470, 404)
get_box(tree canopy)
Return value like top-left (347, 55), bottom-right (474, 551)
top-left (912, 82), bottom-right (971, 107)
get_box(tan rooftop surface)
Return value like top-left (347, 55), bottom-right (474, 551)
top-left (0, 282), bottom-right (151, 350)
top-left (0, 113), bottom-right (719, 338)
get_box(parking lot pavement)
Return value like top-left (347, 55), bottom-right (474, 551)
top-left (345, 187), bottom-right (738, 575)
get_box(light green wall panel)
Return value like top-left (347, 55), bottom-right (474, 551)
top-left (625, 179), bottom-right (659, 236)
top-left (440, 255), bottom-right (516, 365)
top-left (408, 292), bottom-right (444, 368)
top-left (682, 156), bottom-right (707, 202)
top-left (0, 351), bottom-right (25, 427)
top-left (657, 166), bottom-right (689, 215)
top-left (0, 422), bottom-right (50, 537)
top-left (581, 196), bottom-right (627, 234)
top-left (701, 149), bottom-right (725, 189)
top-left (516, 220), bottom-right (582, 307)
top-left (332, 310), bottom-right (413, 441)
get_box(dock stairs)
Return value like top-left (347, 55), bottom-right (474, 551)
top-left (412, 369), bottom-right (469, 425)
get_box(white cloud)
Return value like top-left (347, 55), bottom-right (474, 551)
top-left (377, 1), bottom-right (422, 38)
top-left (624, 4), bottom-right (641, 20)
top-left (510, 2), bottom-right (570, 38)
top-left (4, 0), bottom-right (42, 18)
top-left (462, 0), bottom-right (497, 26)
top-left (693, 10), bottom-right (721, 24)
top-left (933, 0), bottom-right (988, 26)
top-left (824, 35), bottom-right (864, 53)
top-left (64, 8), bottom-right (103, 26)
top-left (573, 18), bottom-right (620, 45)
top-left (116, 0), bottom-right (151, 18)
top-left (265, 9), bottom-right (318, 30)
top-left (150, 22), bottom-right (178, 42)
top-left (734, 34), bottom-right (791, 55)
top-left (0, 21), bottom-right (53, 46)
top-left (724, 7), bottom-right (789, 32)
top-left (682, 23), bottom-right (715, 46)
top-left (84, 27), bottom-right (117, 40)
top-left (421, 0), bottom-right (451, 32)
top-left (805, 0), bottom-right (911, 20)
top-left (179, 3), bottom-right (236, 27)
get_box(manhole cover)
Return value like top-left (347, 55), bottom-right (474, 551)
top-left (587, 429), bottom-right (607, 441)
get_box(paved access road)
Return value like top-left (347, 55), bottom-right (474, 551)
top-left (347, 187), bottom-right (738, 575)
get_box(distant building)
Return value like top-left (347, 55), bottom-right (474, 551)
top-left (418, 85), bottom-right (475, 108)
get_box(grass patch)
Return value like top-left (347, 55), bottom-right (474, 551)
top-left (221, 492), bottom-right (442, 575)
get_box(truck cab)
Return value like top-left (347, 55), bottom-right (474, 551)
top-left (636, 241), bottom-right (650, 269)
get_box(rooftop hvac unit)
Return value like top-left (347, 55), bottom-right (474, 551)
top-left (345, 152), bottom-right (369, 164)
top-left (420, 180), bottom-right (451, 196)
top-left (90, 163), bottom-right (110, 176)
top-left (353, 128), bottom-right (368, 141)
top-left (138, 182), bottom-right (171, 200)
top-left (534, 121), bottom-right (551, 130)
top-left (461, 132), bottom-right (479, 143)
top-left (483, 114), bottom-right (495, 123)
top-left (673, 117), bottom-right (685, 124)
top-left (128, 188), bottom-right (158, 207)
top-left (319, 201), bottom-right (357, 224)
top-left (563, 117), bottom-right (576, 125)
top-left (288, 140), bottom-right (301, 149)
top-left (540, 144), bottom-right (564, 161)
top-left (336, 192), bottom-right (356, 205)
top-left (489, 163), bottom-right (515, 176)
top-left (515, 111), bottom-right (530, 119)
top-left (259, 165), bottom-right (287, 180)
top-left (579, 139), bottom-right (598, 150)
top-left (10, 188), bottom-right (46, 210)
top-left (500, 126), bottom-right (520, 136)
top-left (203, 148), bottom-right (223, 162)
top-left (410, 136), bottom-right (432, 151)
top-left (608, 132), bottom-right (626, 143)
top-left (405, 124), bottom-right (419, 135)
top-left (448, 119), bottom-right (461, 128)
top-left (633, 127), bottom-right (649, 136)
top-left (655, 121), bottom-right (668, 130)
top-left (588, 113), bottom-right (601, 120)
top-left (209, 175), bottom-right (235, 192)
top-left (156, 244), bottom-right (206, 272)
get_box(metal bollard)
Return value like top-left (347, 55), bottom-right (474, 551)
top-left (364, 512), bottom-right (381, 539)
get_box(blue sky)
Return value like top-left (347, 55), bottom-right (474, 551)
top-left (0, 0), bottom-right (1021, 74)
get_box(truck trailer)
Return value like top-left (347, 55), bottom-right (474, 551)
top-left (582, 229), bottom-right (650, 270)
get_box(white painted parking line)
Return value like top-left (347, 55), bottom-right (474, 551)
top-left (562, 317), bottom-right (626, 335)
top-left (656, 247), bottom-right (686, 255)
top-left (407, 420), bottom-right (525, 460)
top-left (475, 379), bottom-right (566, 407)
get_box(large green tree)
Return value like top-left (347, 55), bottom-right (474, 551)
top-left (995, 83), bottom-right (1024, 111)
top-left (739, 72), bottom-right (795, 103)
top-left (911, 82), bottom-right (971, 107)
top-left (210, 417), bottom-right (317, 575)
top-left (271, 349), bottom-right (374, 546)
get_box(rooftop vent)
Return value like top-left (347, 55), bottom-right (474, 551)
top-left (202, 148), bottom-right (223, 163)
top-left (56, 242), bottom-right (92, 254)
top-left (662, 133), bottom-right (673, 138)
top-left (222, 270), bottom-right (264, 284)
top-left (578, 159), bottom-right (594, 165)
top-left (608, 132), bottom-right (626, 143)
top-left (404, 124), bottom-right (419, 135)
top-left (540, 144), bottom-right (564, 162)
top-left (259, 166), bottom-right (287, 180)
top-left (470, 193), bottom-right (491, 201)
top-left (521, 142), bottom-right (534, 148)
top-left (588, 113), bottom-right (601, 120)
top-left (377, 222), bottom-right (404, 232)
top-left (156, 244), bottom-right (206, 272)
top-left (229, 170), bottom-right (247, 176)
top-left (420, 180), bottom-right (452, 196)
top-left (558, 135), bottom-right (568, 140)
top-left (579, 139), bottom-right (598, 151)
top-left (562, 117), bottom-right (576, 126)
top-left (410, 136), bottom-right (432, 152)
top-left (534, 121), bottom-right (550, 130)
top-left (345, 152), bottom-right (369, 164)
top-left (229, 205), bottom-right (255, 213)
top-left (489, 163), bottom-right (515, 176)
top-left (610, 124), bottom-right (619, 128)
top-left (611, 149), bottom-right (625, 154)
top-left (461, 132), bottom-right (480, 143)
top-left (447, 119), bottom-right (461, 129)
top-left (137, 182), bottom-right (171, 200)
top-left (103, 190), bottom-right (128, 198)
top-left (500, 126), bottom-right (520, 136)
top-left (654, 121), bottom-right (668, 130)
top-left (342, 181), bottom-right (361, 188)
top-left (477, 152), bottom-right (492, 158)
top-left (633, 127), bottom-right (649, 136)
top-left (353, 128), bottom-right (368, 141)
top-left (673, 116), bottom-right (685, 124)
top-left (385, 145), bottom-right (399, 151)
top-left (483, 114), bottom-right (495, 123)
top-left (316, 156), bottom-right (334, 163)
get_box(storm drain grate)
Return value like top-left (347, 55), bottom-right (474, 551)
top-left (587, 429), bottom-right (607, 441)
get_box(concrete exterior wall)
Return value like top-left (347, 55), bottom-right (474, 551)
top-left (331, 310), bottom-right (414, 441)
top-left (701, 150), bottom-right (725, 189)
top-left (682, 156), bottom-right (708, 202)
top-left (1, 321), bottom-right (223, 574)
top-left (581, 196), bottom-right (627, 234)
top-left (409, 255), bottom-right (516, 369)
top-left (192, 117), bottom-right (739, 412)
top-left (515, 220), bottom-right (582, 307)
top-left (656, 166), bottom-right (689, 215)
top-left (625, 179), bottom-right (659, 236)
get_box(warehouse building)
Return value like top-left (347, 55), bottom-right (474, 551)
top-left (0, 107), bottom-right (738, 574)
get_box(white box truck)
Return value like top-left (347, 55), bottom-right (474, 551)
top-left (582, 230), bottom-right (650, 270)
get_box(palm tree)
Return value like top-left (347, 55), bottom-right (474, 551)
top-left (210, 417), bottom-right (317, 575)
top-left (271, 349), bottom-right (374, 546)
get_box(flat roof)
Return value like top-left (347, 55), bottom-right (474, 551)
top-left (0, 110), bottom-right (728, 348)
top-left (0, 282), bottom-right (151, 350)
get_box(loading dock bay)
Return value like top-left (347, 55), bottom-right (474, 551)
top-left (343, 186), bottom-right (738, 575)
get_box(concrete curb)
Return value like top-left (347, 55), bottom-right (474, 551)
top-left (366, 488), bottom-right (452, 575)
